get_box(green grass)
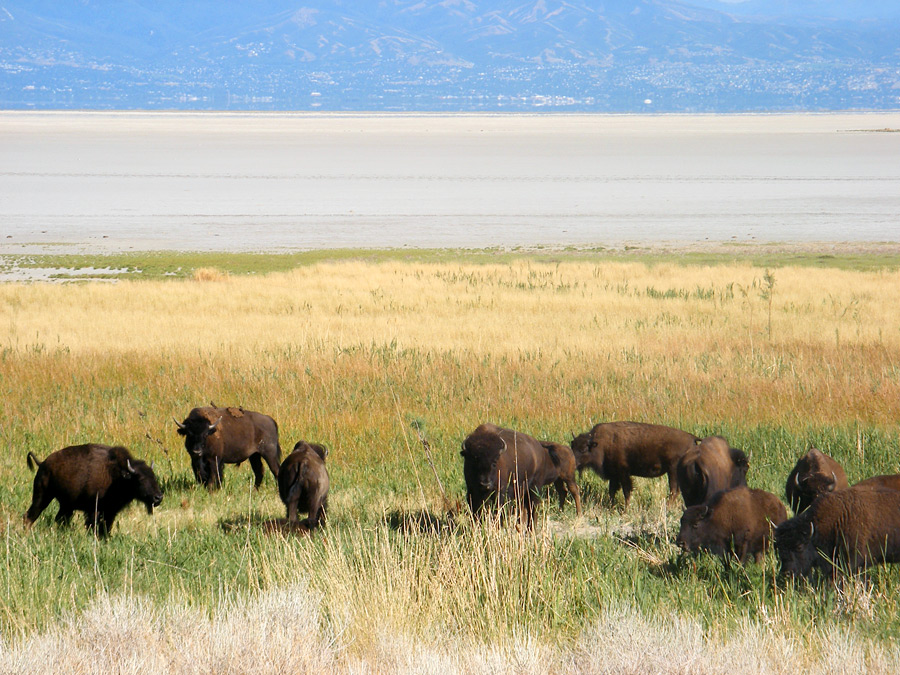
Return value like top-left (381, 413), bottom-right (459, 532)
top-left (1, 252), bottom-right (900, 669)
top-left (3, 245), bottom-right (900, 281)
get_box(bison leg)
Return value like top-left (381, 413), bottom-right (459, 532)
top-left (285, 498), bottom-right (300, 525)
top-left (607, 477), bottom-right (621, 507)
top-left (568, 480), bottom-right (583, 517)
top-left (554, 478), bottom-right (568, 511)
top-left (249, 455), bottom-right (265, 489)
top-left (206, 457), bottom-right (224, 489)
top-left (261, 445), bottom-right (281, 479)
top-left (666, 469), bottom-right (681, 505)
top-left (54, 503), bottom-right (75, 526)
top-left (620, 475), bottom-right (634, 510)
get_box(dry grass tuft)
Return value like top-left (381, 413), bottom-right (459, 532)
top-left (191, 267), bottom-right (229, 282)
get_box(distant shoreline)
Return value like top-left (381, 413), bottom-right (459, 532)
top-left (3, 110), bottom-right (899, 256)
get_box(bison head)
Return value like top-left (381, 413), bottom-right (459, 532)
top-left (774, 516), bottom-right (816, 578)
top-left (293, 441), bottom-right (328, 462)
top-left (675, 503), bottom-right (711, 554)
top-left (122, 458), bottom-right (164, 515)
top-left (786, 448), bottom-right (845, 514)
top-left (461, 429), bottom-right (507, 492)
top-left (175, 412), bottom-right (222, 483)
top-left (570, 431), bottom-right (597, 470)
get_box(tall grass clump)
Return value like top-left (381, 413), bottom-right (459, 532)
top-left (0, 257), bottom-right (899, 669)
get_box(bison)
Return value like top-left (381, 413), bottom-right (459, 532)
top-left (24, 444), bottom-right (163, 537)
top-left (570, 421), bottom-right (698, 509)
top-left (278, 441), bottom-right (330, 529)
top-left (676, 486), bottom-right (787, 564)
top-left (175, 405), bottom-right (281, 489)
top-left (460, 423), bottom-right (563, 527)
top-left (676, 435), bottom-right (749, 507)
top-left (785, 448), bottom-right (849, 514)
top-left (854, 474), bottom-right (900, 491)
top-left (774, 485), bottom-right (900, 579)
top-left (539, 441), bottom-right (583, 516)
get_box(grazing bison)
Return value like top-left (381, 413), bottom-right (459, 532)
top-left (775, 485), bottom-right (900, 579)
top-left (539, 441), bottom-right (583, 516)
top-left (175, 406), bottom-right (281, 489)
top-left (460, 423), bottom-right (560, 527)
top-left (570, 422), bottom-right (698, 509)
top-left (278, 441), bottom-right (329, 529)
top-left (785, 448), bottom-right (849, 514)
top-left (854, 474), bottom-right (900, 491)
top-left (676, 435), bottom-right (749, 507)
top-left (676, 486), bottom-right (787, 564)
top-left (24, 444), bottom-right (163, 537)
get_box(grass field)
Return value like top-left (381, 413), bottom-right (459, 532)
top-left (1, 251), bottom-right (899, 673)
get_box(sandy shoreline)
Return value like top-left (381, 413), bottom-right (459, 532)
top-left (2, 111), bottom-right (899, 256)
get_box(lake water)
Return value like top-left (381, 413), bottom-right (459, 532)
top-left (1, 111), bottom-right (899, 253)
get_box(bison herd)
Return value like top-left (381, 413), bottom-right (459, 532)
top-left (461, 421), bottom-right (900, 580)
top-left (21, 407), bottom-right (900, 581)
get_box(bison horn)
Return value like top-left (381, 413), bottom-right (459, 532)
top-left (699, 505), bottom-right (710, 519)
top-left (794, 472), bottom-right (802, 488)
top-left (209, 416), bottom-right (222, 432)
top-left (126, 459), bottom-right (137, 474)
top-left (826, 471), bottom-right (837, 491)
top-left (808, 521), bottom-right (815, 538)
top-left (173, 417), bottom-right (186, 430)
top-left (499, 437), bottom-right (508, 454)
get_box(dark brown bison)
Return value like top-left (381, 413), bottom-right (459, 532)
top-left (854, 474), bottom-right (900, 491)
top-left (175, 406), bottom-right (281, 489)
top-left (278, 441), bottom-right (329, 529)
top-left (539, 441), bottom-right (583, 516)
top-left (785, 448), bottom-right (849, 514)
top-left (676, 486), bottom-right (787, 564)
top-left (24, 444), bottom-right (163, 537)
top-left (460, 423), bottom-right (561, 527)
top-left (570, 421), bottom-right (698, 509)
top-left (676, 435), bottom-right (749, 507)
top-left (775, 485), bottom-right (900, 579)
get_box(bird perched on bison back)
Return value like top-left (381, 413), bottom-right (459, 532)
top-left (676, 486), bottom-right (787, 565)
top-left (174, 405), bottom-right (281, 489)
top-left (24, 443), bottom-right (163, 537)
top-left (775, 485), bottom-right (900, 579)
top-left (785, 447), bottom-right (849, 514)
top-left (278, 441), bottom-right (329, 529)
top-left (675, 435), bottom-right (749, 507)
top-left (569, 421), bottom-right (698, 509)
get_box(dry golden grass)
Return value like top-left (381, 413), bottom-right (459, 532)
top-left (2, 258), bottom-right (900, 671)
top-left (2, 260), bottom-right (897, 428)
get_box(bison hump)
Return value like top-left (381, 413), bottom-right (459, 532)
top-left (226, 407), bottom-right (244, 418)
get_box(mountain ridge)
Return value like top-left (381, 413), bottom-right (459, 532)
top-left (2, 0), bottom-right (899, 111)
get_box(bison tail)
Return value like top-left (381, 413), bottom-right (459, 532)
top-left (546, 444), bottom-right (562, 468)
top-left (26, 451), bottom-right (42, 471)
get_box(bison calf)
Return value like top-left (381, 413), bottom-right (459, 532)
top-left (24, 444), bottom-right (163, 537)
top-left (676, 435), bottom-right (749, 507)
top-left (539, 441), bottom-right (583, 516)
top-left (775, 485), bottom-right (900, 579)
top-left (278, 441), bottom-right (329, 529)
top-left (570, 421), bottom-right (697, 510)
top-left (676, 486), bottom-right (787, 564)
top-left (785, 447), bottom-right (849, 514)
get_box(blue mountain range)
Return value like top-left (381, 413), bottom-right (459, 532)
top-left (2, 0), bottom-right (899, 111)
